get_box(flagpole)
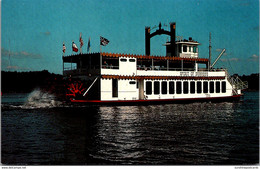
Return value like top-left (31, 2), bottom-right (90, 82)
top-left (62, 42), bottom-right (64, 75)
top-left (62, 42), bottom-right (64, 57)
top-left (71, 40), bottom-right (73, 70)
top-left (100, 42), bottom-right (102, 70)
top-left (80, 33), bottom-right (82, 54)
top-left (72, 40), bottom-right (73, 55)
top-left (89, 37), bottom-right (91, 53)
top-left (99, 36), bottom-right (109, 69)
top-left (87, 37), bottom-right (91, 53)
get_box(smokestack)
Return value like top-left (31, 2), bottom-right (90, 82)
top-left (170, 22), bottom-right (176, 57)
top-left (145, 26), bottom-right (151, 56)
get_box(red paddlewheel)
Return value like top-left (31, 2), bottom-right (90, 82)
top-left (66, 81), bottom-right (86, 98)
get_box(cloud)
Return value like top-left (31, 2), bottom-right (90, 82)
top-left (248, 54), bottom-right (259, 61)
top-left (251, 54), bottom-right (259, 58)
top-left (253, 26), bottom-right (259, 31)
top-left (42, 31), bottom-right (51, 36)
top-left (6, 65), bottom-right (31, 71)
top-left (6, 65), bottom-right (20, 70)
top-left (220, 57), bottom-right (239, 62)
top-left (1, 57), bottom-right (31, 71)
top-left (1, 48), bottom-right (42, 59)
top-left (229, 58), bottom-right (239, 61)
top-left (240, 2), bottom-right (250, 6)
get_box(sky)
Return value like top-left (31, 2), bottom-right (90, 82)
top-left (1, 0), bottom-right (259, 75)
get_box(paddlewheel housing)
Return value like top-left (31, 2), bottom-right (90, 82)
top-left (66, 81), bottom-right (86, 100)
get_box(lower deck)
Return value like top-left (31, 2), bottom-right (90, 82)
top-left (100, 78), bottom-right (233, 101)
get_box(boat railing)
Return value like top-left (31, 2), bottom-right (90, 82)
top-left (101, 65), bottom-right (119, 69)
top-left (224, 70), bottom-right (248, 94)
top-left (198, 68), bottom-right (227, 72)
top-left (64, 65), bottom-right (100, 71)
top-left (137, 66), bottom-right (195, 71)
top-left (64, 66), bottom-right (77, 71)
top-left (63, 67), bottom-right (100, 76)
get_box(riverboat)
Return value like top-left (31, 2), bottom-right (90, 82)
top-left (62, 22), bottom-right (248, 104)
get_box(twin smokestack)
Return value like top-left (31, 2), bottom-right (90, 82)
top-left (145, 22), bottom-right (176, 56)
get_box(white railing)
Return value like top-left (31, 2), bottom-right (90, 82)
top-left (225, 70), bottom-right (248, 95)
top-left (137, 66), bottom-right (195, 71)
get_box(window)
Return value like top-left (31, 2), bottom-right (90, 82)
top-left (193, 46), bottom-right (197, 53)
top-left (190, 81), bottom-right (195, 94)
top-left (183, 81), bottom-right (189, 94)
top-left (183, 45), bottom-right (187, 52)
top-left (129, 59), bottom-right (135, 62)
top-left (216, 81), bottom-right (220, 93)
top-left (210, 81), bottom-right (214, 93)
top-left (197, 81), bottom-right (202, 93)
top-left (129, 81), bottom-right (136, 84)
top-left (178, 44), bottom-right (182, 53)
top-left (177, 81), bottom-right (182, 94)
top-left (162, 81), bottom-right (167, 94)
top-left (222, 81), bottom-right (226, 93)
top-left (154, 81), bottom-right (160, 95)
top-left (120, 58), bottom-right (127, 62)
top-left (112, 79), bottom-right (118, 97)
top-left (203, 81), bottom-right (208, 93)
top-left (146, 81), bottom-right (152, 95)
top-left (102, 57), bottom-right (119, 69)
top-left (189, 46), bottom-right (191, 52)
top-left (169, 81), bottom-right (175, 94)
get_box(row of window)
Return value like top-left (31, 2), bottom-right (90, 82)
top-left (182, 45), bottom-right (198, 53)
top-left (120, 58), bottom-right (136, 62)
top-left (145, 81), bottom-right (226, 95)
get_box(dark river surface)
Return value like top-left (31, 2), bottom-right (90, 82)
top-left (1, 90), bottom-right (259, 165)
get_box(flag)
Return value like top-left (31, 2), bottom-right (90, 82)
top-left (87, 37), bottom-right (91, 52)
top-left (79, 33), bottom-right (83, 48)
top-left (72, 42), bottom-right (78, 52)
top-left (100, 36), bottom-right (109, 46)
top-left (62, 43), bottom-right (66, 53)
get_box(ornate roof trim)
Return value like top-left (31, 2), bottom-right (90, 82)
top-left (101, 52), bottom-right (208, 62)
top-left (101, 75), bottom-right (225, 80)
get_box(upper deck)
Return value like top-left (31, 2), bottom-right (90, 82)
top-left (62, 52), bottom-right (226, 79)
top-left (62, 22), bottom-right (226, 79)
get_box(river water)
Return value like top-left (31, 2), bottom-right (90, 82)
top-left (1, 90), bottom-right (259, 165)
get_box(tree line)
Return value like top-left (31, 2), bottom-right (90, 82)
top-left (1, 70), bottom-right (63, 93)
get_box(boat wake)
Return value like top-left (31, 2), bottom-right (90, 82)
top-left (1, 89), bottom-right (64, 110)
top-left (22, 89), bottom-right (63, 109)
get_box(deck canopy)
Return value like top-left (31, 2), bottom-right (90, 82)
top-left (63, 53), bottom-right (100, 63)
top-left (100, 52), bottom-right (208, 64)
top-left (63, 52), bottom-right (208, 64)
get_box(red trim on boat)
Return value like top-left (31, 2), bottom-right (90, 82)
top-left (70, 94), bottom-right (242, 104)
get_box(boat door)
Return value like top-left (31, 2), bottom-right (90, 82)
top-left (112, 79), bottom-right (118, 98)
top-left (138, 80), bottom-right (144, 100)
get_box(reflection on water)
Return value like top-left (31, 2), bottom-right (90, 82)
top-left (1, 92), bottom-right (259, 165)
top-left (94, 103), bottom-right (244, 164)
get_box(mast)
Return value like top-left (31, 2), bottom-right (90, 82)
top-left (208, 32), bottom-right (211, 71)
